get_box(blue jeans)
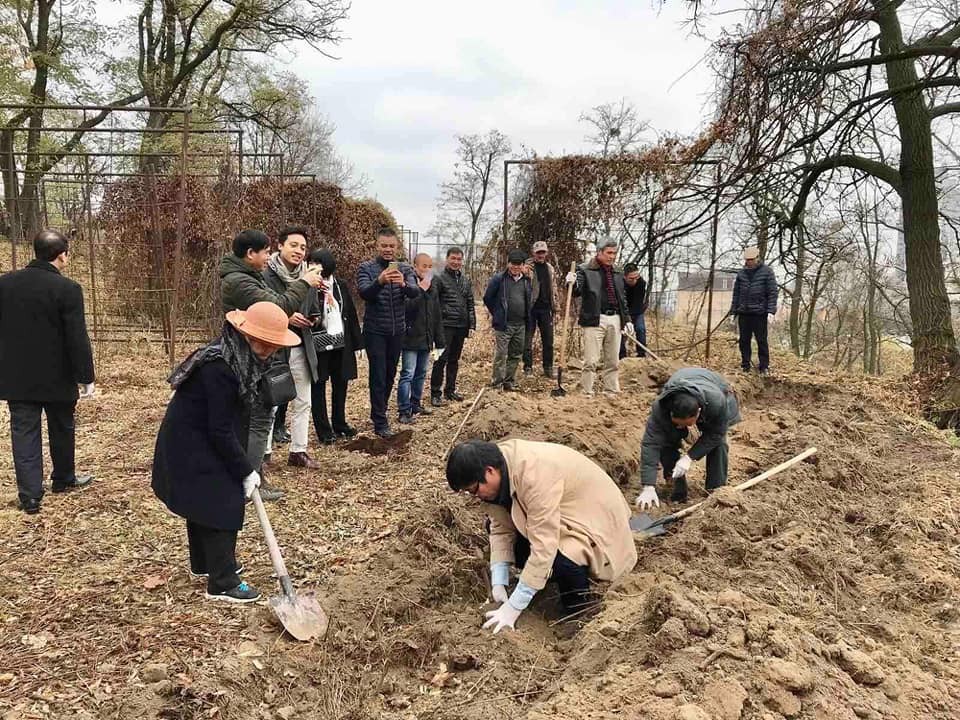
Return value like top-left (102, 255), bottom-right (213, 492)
top-left (397, 349), bottom-right (430, 416)
top-left (619, 313), bottom-right (647, 358)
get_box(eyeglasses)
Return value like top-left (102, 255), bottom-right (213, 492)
top-left (462, 481), bottom-right (480, 496)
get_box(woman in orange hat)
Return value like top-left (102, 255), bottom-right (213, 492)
top-left (152, 302), bottom-right (300, 603)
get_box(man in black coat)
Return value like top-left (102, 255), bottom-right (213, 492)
top-left (430, 246), bottom-right (476, 406)
top-left (730, 246), bottom-right (778, 373)
top-left (619, 262), bottom-right (648, 359)
top-left (0, 229), bottom-right (95, 514)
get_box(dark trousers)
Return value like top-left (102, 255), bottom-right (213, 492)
top-left (9, 400), bottom-right (77, 505)
top-left (365, 331), bottom-right (403, 431)
top-left (514, 535), bottom-right (590, 613)
top-left (273, 402), bottom-right (288, 432)
top-left (186, 521), bottom-right (240, 593)
top-left (311, 376), bottom-right (349, 437)
top-left (661, 441), bottom-right (729, 490)
top-left (430, 327), bottom-right (468, 396)
top-left (523, 307), bottom-right (555, 371)
top-left (619, 313), bottom-right (648, 359)
top-left (738, 314), bottom-right (770, 371)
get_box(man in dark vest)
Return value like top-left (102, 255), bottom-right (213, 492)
top-left (731, 246), bottom-right (778, 373)
top-left (0, 229), bottom-right (95, 514)
top-left (430, 246), bottom-right (476, 406)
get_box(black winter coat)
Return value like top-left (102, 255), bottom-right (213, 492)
top-left (435, 267), bottom-right (477, 330)
top-left (0, 260), bottom-right (94, 403)
top-left (357, 257), bottom-right (419, 336)
top-left (731, 263), bottom-right (778, 316)
top-left (483, 271), bottom-right (534, 332)
top-left (315, 278), bottom-right (363, 383)
top-left (263, 265), bottom-right (321, 382)
top-left (625, 277), bottom-right (648, 316)
top-left (152, 359), bottom-right (253, 531)
top-left (403, 282), bottom-right (446, 351)
top-left (573, 259), bottom-right (628, 328)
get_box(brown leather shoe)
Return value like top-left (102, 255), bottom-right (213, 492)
top-left (288, 451), bottom-right (320, 469)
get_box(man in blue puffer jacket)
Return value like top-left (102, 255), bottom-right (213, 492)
top-left (730, 246), bottom-right (778, 373)
top-left (356, 227), bottom-right (419, 438)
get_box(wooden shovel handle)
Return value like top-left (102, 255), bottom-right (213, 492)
top-left (442, 385), bottom-right (487, 461)
top-left (251, 488), bottom-right (295, 597)
top-left (557, 261), bottom-right (576, 369)
top-left (668, 447), bottom-right (818, 522)
top-left (622, 332), bottom-right (662, 362)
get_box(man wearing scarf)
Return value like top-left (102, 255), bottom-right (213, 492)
top-left (262, 226), bottom-right (321, 469)
top-left (446, 439), bottom-right (637, 633)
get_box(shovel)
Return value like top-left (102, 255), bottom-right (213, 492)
top-left (251, 489), bottom-right (329, 641)
top-left (553, 261), bottom-right (577, 397)
top-left (622, 331), bottom-right (662, 362)
top-left (631, 447), bottom-right (817, 538)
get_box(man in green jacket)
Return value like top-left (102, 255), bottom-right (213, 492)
top-left (218, 229), bottom-right (324, 500)
top-left (635, 367), bottom-right (741, 508)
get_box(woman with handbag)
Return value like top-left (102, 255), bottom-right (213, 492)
top-left (308, 248), bottom-right (364, 444)
top-left (151, 302), bottom-right (300, 603)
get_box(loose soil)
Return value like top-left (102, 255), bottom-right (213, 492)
top-left (1, 326), bottom-right (959, 720)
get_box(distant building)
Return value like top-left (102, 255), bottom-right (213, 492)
top-left (675, 271), bottom-right (738, 324)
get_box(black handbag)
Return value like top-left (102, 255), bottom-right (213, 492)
top-left (312, 329), bottom-right (345, 353)
top-left (259, 362), bottom-right (297, 407)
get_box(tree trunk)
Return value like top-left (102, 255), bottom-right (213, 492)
top-left (789, 227), bottom-right (805, 355)
top-left (876, 2), bottom-right (959, 372)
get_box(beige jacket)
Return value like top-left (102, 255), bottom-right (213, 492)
top-left (487, 439), bottom-right (637, 590)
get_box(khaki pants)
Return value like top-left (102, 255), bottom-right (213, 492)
top-left (581, 314), bottom-right (621, 394)
top-left (286, 346), bottom-right (313, 453)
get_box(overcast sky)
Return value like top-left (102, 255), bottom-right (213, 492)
top-left (295, 1), bottom-right (725, 247)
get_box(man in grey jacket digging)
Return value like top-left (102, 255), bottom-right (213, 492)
top-left (635, 367), bottom-right (741, 509)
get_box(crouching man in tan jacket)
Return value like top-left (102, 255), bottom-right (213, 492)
top-left (446, 438), bottom-right (637, 633)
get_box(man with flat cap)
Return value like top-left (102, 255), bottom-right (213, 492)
top-left (730, 246), bottom-right (778, 373)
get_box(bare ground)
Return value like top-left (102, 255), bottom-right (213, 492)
top-left (1, 327), bottom-right (959, 720)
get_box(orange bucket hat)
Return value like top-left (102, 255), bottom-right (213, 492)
top-left (225, 302), bottom-right (301, 347)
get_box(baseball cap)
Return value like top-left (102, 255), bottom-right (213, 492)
top-left (532, 241), bottom-right (548, 253)
top-left (508, 250), bottom-right (527, 264)
top-left (744, 246), bottom-right (760, 260)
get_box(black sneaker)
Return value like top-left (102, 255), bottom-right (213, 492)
top-left (445, 391), bottom-right (465, 402)
top-left (190, 564), bottom-right (245, 580)
top-left (523, 367), bottom-right (533, 376)
top-left (375, 427), bottom-right (397, 439)
top-left (51, 475), bottom-right (93, 493)
top-left (544, 368), bottom-right (556, 379)
top-left (412, 404), bottom-right (433, 416)
top-left (318, 430), bottom-right (336, 445)
top-left (431, 393), bottom-right (446, 407)
top-left (335, 425), bottom-right (358, 439)
top-left (19, 498), bottom-right (40, 515)
top-left (205, 581), bottom-right (261, 604)
top-left (502, 382), bottom-right (520, 392)
top-left (398, 413), bottom-right (415, 425)
top-left (272, 428), bottom-right (291, 445)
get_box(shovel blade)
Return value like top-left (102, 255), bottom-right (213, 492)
top-left (269, 593), bottom-right (329, 642)
top-left (551, 368), bottom-right (566, 397)
top-left (630, 513), bottom-right (669, 537)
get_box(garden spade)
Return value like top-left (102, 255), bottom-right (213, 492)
top-left (631, 447), bottom-right (817, 539)
top-left (553, 261), bottom-right (577, 397)
top-left (251, 489), bottom-right (328, 641)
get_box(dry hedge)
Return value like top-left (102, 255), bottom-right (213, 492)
top-left (99, 176), bottom-right (398, 329)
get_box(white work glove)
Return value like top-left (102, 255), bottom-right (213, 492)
top-left (242, 470), bottom-right (261, 499)
top-left (431, 348), bottom-right (444, 362)
top-left (79, 383), bottom-right (96, 398)
top-left (355, 349), bottom-right (366, 362)
top-left (565, 271), bottom-right (576, 284)
top-left (636, 485), bottom-right (660, 510)
top-left (672, 454), bottom-right (693, 479)
top-left (491, 585), bottom-right (509, 604)
top-left (483, 602), bottom-right (522, 634)
top-left (623, 323), bottom-right (636, 339)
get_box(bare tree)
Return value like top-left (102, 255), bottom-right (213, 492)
top-left (580, 99), bottom-right (650, 158)
top-left (435, 129), bottom-right (511, 266)
top-left (697, 0), bottom-right (960, 404)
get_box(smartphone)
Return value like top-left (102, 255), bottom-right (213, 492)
top-left (388, 261), bottom-right (399, 272)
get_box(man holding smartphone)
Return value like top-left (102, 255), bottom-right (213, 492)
top-left (356, 227), bottom-right (419, 438)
